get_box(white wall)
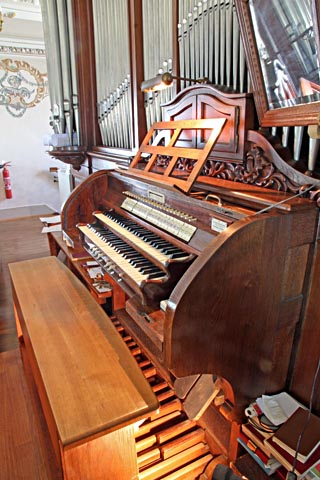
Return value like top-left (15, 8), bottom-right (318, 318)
top-left (0, 56), bottom-right (62, 212)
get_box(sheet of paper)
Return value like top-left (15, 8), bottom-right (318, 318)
top-left (41, 224), bottom-right (62, 233)
top-left (93, 282), bottom-right (112, 293)
top-left (39, 215), bottom-right (61, 224)
top-left (88, 267), bottom-right (103, 279)
top-left (256, 392), bottom-right (303, 426)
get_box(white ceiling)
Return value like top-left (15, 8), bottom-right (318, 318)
top-left (0, 0), bottom-right (44, 50)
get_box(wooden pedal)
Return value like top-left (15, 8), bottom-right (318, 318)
top-left (138, 446), bottom-right (161, 468)
top-left (139, 443), bottom-right (211, 480)
top-left (152, 381), bottom-right (170, 393)
top-left (161, 453), bottom-right (214, 480)
top-left (150, 398), bottom-right (182, 420)
top-left (156, 419), bottom-right (197, 444)
top-left (136, 434), bottom-right (157, 453)
top-left (136, 411), bottom-right (183, 438)
top-left (160, 428), bottom-right (206, 459)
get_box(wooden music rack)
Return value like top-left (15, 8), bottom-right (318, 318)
top-left (129, 118), bottom-right (226, 193)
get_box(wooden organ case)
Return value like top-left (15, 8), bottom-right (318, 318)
top-left (61, 85), bottom-right (319, 476)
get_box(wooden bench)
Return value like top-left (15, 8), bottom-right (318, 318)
top-left (9, 256), bottom-right (158, 479)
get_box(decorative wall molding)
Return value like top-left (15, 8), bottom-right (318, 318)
top-left (0, 58), bottom-right (48, 117)
top-left (0, 0), bottom-right (45, 55)
top-left (0, 45), bottom-right (46, 56)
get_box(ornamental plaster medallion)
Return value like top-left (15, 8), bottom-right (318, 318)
top-left (0, 58), bottom-right (48, 117)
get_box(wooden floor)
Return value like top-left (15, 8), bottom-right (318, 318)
top-left (0, 216), bottom-right (51, 352)
top-left (0, 216), bottom-right (62, 479)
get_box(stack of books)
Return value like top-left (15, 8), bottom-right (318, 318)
top-left (239, 422), bottom-right (286, 477)
top-left (239, 406), bottom-right (320, 479)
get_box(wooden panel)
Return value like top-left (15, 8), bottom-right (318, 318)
top-left (72, 0), bottom-right (101, 148)
top-left (288, 210), bottom-right (318, 246)
top-left (63, 425), bottom-right (138, 480)
top-left (164, 212), bottom-right (305, 408)
top-left (128, 0), bottom-right (147, 148)
top-left (281, 245), bottom-right (310, 298)
top-left (61, 170), bottom-right (109, 233)
top-left (162, 84), bottom-right (255, 160)
top-left (290, 241), bottom-right (320, 414)
top-left (163, 96), bottom-right (197, 148)
top-left (197, 94), bottom-right (239, 154)
top-left (12, 293), bottom-right (63, 466)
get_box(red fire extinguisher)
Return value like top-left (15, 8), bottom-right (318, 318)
top-left (1, 162), bottom-right (13, 199)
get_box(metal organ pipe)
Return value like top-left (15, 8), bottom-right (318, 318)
top-left (141, 0), bottom-right (250, 132)
top-left (142, 0), bottom-right (174, 132)
top-left (40, 0), bottom-right (79, 144)
top-left (40, 0), bottom-right (64, 134)
top-left (92, 0), bottom-right (133, 149)
top-left (177, 0), bottom-right (250, 93)
top-left (57, 0), bottom-right (73, 144)
top-left (66, 0), bottom-right (79, 146)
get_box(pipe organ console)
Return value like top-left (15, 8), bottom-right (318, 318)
top-left (60, 85), bottom-right (320, 475)
top-left (38, 0), bottom-right (320, 474)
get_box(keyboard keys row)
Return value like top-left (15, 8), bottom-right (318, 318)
top-left (95, 211), bottom-right (190, 262)
top-left (78, 224), bottom-right (167, 286)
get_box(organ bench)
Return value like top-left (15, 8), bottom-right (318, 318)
top-left (9, 256), bottom-right (158, 480)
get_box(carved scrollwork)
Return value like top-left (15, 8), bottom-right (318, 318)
top-left (168, 144), bottom-right (302, 193)
top-left (176, 158), bottom-right (194, 172)
top-left (309, 189), bottom-right (320, 207)
top-left (204, 145), bottom-right (303, 193)
top-left (202, 160), bottom-right (238, 181)
top-left (155, 155), bottom-right (195, 171)
top-left (234, 145), bottom-right (300, 192)
top-left (154, 143), bottom-right (319, 203)
top-left (155, 155), bottom-right (170, 168)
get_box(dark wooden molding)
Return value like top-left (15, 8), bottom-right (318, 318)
top-left (235, 0), bottom-right (320, 127)
top-left (128, 0), bottom-right (147, 148)
top-left (48, 147), bottom-right (87, 171)
top-left (72, 0), bottom-right (101, 148)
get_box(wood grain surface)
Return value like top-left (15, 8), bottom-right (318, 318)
top-left (9, 256), bottom-right (158, 447)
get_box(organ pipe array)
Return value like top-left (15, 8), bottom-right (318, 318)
top-left (40, 0), bottom-right (317, 173)
top-left (40, 0), bottom-right (79, 146)
top-left (92, 0), bottom-right (133, 150)
top-left (178, 0), bottom-right (249, 92)
top-left (142, 0), bottom-right (250, 132)
top-left (142, 0), bottom-right (174, 132)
